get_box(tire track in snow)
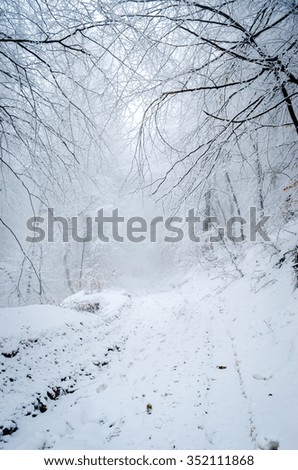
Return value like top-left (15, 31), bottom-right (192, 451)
top-left (227, 330), bottom-right (258, 446)
top-left (218, 303), bottom-right (258, 448)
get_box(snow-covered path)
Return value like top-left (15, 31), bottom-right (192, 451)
top-left (1, 268), bottom-right (297, 450)
top-left (92, 290), bottom-right (256, 450)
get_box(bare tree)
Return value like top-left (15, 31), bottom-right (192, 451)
top-left (0, 0), bottom-right (117, 300)
top-left (105, 0), bottom-right (297, 203)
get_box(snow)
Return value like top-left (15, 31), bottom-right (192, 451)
top-left (0, 246), bottom-right (297, 450)
top-left (61, 289), bottom-right (131, 315)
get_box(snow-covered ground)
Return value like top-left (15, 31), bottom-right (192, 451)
top-left (0, 244), bottom-right (297, 450)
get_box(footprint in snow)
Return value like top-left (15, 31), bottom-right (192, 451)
top-left (253, 373), bottom-right (273, 381)
top-left (106, 427), bottom-right (121, 442)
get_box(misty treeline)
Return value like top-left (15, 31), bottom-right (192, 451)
top-left (0, 0), bottom-right (297, 305)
